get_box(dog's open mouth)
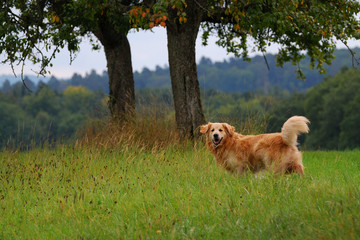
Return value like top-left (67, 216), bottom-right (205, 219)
top-left (212, 138), bottom-right (223, 146)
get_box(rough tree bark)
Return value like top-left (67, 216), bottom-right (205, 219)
top-left (166, 0), bottom-right (206, 138)
top-left (94, 19), bottom-right (135, 119)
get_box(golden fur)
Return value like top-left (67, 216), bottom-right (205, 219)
top-left (200, 116), bottom-right (310, 175)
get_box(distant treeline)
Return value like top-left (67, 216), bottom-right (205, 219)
top-left (1, 48), bottom-right (358, 93)
top-left (267, 67), bottom-right (360, 150)
top-left (134, 67), bottom-right (360, 150)
top-left (136, 48), bottom-right (359, 93)
top-left (1, 48), bottom-right (360, 150)
top-left (0, 83), bottom-right (106, 149)
top-left (1, 67), bottom-right (360, 150)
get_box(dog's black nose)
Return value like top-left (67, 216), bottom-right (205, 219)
top-left (213, 133), bottom-right (219, 139)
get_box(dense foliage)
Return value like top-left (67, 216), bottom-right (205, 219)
top-left (199, 0), bottom-right (360, 80)
top-left (0, 84), bottom-right (105, 149)
top-left (2, 0), bottom-right (360, 137)
top-left (135, 48), bottom-right (360, 92)
top-left (137, 67), bottom-right (360, 150)
top-left (0, 0), bottom-right (162, 75)
top-left (2, 48), bottom-right (357, 93)
top-left (268, 67), bottom-right (360, 150)
top-left (2, 54), bottom-right (360, 150)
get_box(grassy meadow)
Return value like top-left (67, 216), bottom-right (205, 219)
top-left (1, 143), bottom-right (359, 239)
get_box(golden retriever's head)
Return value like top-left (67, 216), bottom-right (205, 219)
top-left (200, 122), bottom-right (235, 147)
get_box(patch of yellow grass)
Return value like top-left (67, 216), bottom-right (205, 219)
top-left (77, 114), bottom-right (191, 151)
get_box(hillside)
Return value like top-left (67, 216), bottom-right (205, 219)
top-left (1, 48), bottom-right (359, 93)
top-left (136, 48), bottom-right (359, 93)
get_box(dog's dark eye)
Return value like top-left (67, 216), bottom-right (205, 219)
top-left (219, 129), bottom-right (223, 132)
top-left (211, 129), bottom-right (214, 132)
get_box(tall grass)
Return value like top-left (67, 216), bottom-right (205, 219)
top-left (1, 111), bottom-right (359, 239)
top-left (1, 146), bottom-right (359, 239)
top-left (77, 113), bottom-right (187, 151)
top-left (76, 108), bottom-right (270, 153)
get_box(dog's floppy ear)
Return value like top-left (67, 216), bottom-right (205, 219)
top-left (200, 122), bottom-right (212, 134)
top-left (222, 123), bottom-right (235, 137)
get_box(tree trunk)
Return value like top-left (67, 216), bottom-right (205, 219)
top-left (166, 0), bottom-right (206, 138)
top-left (104, 36), bottom-right (135, 118)
top-left (94, 19), bottom-right (135, 119)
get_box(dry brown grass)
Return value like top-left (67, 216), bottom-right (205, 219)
top-left (236, 113), bottom-right (269, 135)
top-left (76, 113), bottom-right (191, 151)
top-left (212, 112), bottom-right (269, 136)
top-left (76, 110), bottom-right (269, 152)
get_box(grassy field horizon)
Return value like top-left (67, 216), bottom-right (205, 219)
top-left (1, 144), bottom-right (359, 239)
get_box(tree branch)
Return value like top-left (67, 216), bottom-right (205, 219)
top-left (262, 52), bottom-right (270, 71)
top-left (341, 39), bottom-right (360, 67)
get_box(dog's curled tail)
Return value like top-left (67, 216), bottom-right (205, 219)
top-left (281, 116), bottom-right (310, 146)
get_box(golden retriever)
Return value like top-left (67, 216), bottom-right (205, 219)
top-left (200, 116), bottom-right (310, 175)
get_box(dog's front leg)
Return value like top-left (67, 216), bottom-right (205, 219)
top-left (235, 164), bottom-right (247, 175)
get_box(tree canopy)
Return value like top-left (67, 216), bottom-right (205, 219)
top-left (0, 0), bottom-right (167, 76)
top-left (202, 0), bottom-right (360, 78)
top-left (128, 0), bottom-right (360, 136)
top-left (2, 0), bottom-right (360, 138)
top-left (0, 0), bottom-right (167, 118)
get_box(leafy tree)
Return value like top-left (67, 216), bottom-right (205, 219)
top-left (203, 0), bottom-right (360, 78)
top-left (1, 79), bottom-right (12, 92)
top-left (130, 48), bottom-right (360, 92)
top-left (339, 92), bottom-right (360, 149)
top-left (134, 66), bottom-right (171, 89)
top-left (266, 93), bottom-right (307, 145)
top-left (0, 101), bottom-right (28, 148)
top-left (22, 77), bottom-right (36, 91)
top-left (165, 0), bottom-right (207, 137)
top-left (57, 111), bottom-right (86, 140)
top-left (304, 68), bottom-right (360, 149)
top-left (48, 76), bottom-right (67, 92)
top-left (0, 0), bottom-right (165, 119)
top-left (23, 85), bottom-right (60, 117)
top-left (32, 110), bottom-right (55, 144)
top-left (202, 1), bottom-right (360, 141)
top-left (9, 81), bottom-right (30, 102)
top-left (0, 81), bottom-right (108, 148)
top-left (128, 0), bottom-right (207, 137)
top-left (132, 0), bottom-right (360, 138)
top-left (63, 86), bottom-right (96, 113)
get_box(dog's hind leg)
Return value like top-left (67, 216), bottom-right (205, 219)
top-left (291, 163), bottom-right (305, 176)
top-left (287, 151), bottom-right (305, 176)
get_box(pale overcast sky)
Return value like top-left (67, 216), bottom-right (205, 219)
top-left (0, 27), bottom-right (359, 79)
